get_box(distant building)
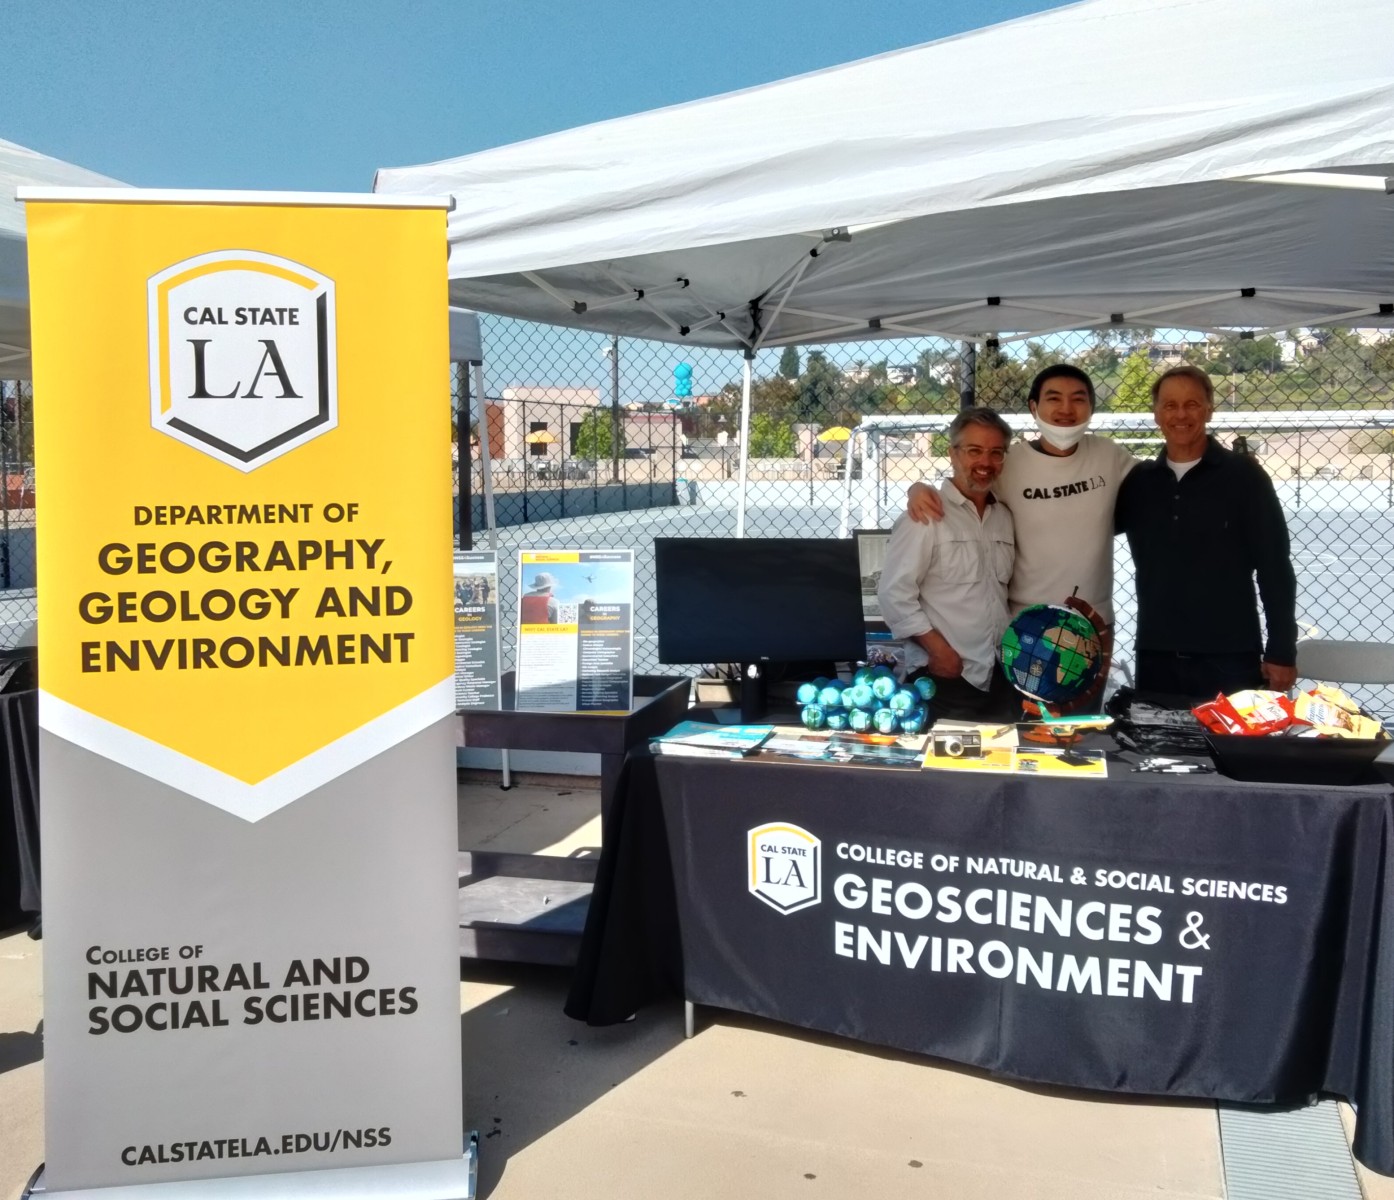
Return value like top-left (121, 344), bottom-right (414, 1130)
top-left (1146, 339), bottom-right (1210, 365)
top-left (479, 384), bottom-right (679, 473)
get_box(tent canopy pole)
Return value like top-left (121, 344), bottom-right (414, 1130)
top-left (471, 362), bottom-right (499, 553)
top-left (736, 349), bottom-right (754, 538)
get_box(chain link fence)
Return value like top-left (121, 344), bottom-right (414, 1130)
top-left (0, 379), bottom-right (36, 645)
top-left (459, 318), bottom-right (1394, 712)
top-left (4, 324), bottom-right (1390, 708)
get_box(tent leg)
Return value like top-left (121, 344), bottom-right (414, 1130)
top-left (457, 363), bottom-right (472, 550)
top-left (838, 431), bottom-right (857, 537)
top-left (959, 340), bottom-right (977, 409)
top-left (472, 362), bottom-right (499, 554)
top-left (736, 350), bottom-right (754, 537)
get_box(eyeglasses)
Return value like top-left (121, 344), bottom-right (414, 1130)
top-left (953, 444), bottom-right (1007, 464)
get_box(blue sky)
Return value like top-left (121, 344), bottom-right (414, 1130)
top-left (9, 0), bottom-right (1072, 190)
top-left (8, 0), bottom-right (1076, 404)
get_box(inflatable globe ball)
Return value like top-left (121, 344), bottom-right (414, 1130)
top-left (900, 706), bottom-right (928, 735)
top-left (794, 665), bottom-right (932, 737)
top-left (888, 688), bottom-right (916, 714)
top-left (871, 674), bottom-right (899, 701)
top-left (872, 707), bottom-right (901, 734)
top-left (1000, 604), bottom-right (1103, 705)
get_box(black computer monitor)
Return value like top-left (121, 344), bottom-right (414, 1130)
top-left (654, 537), bottom-right (868, 722)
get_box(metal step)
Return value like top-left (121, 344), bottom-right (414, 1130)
top-left (1219, 1100), bottom-right (1362, 1200)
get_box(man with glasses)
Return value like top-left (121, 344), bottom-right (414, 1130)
top-left (878, 407), bottom-right (1018, 719)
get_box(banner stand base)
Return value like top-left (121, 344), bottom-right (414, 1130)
top-left (23, 1142), bottom-right (477, 1200)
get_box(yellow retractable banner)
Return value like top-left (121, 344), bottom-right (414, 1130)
top-left (28, 195), bottom-right (453, 819)
top-left (25, 192), bottom-right (468, 1197)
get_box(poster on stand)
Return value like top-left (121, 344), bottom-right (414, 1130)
top-left (515, 549), bottom-right (633, 713)
top-left (453, 551), bottom-right (501, 709)
top-left (22, 187), bottom-right (468, 1198)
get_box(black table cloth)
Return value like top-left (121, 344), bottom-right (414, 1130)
top-left (0, 688), bottom-right (39, 932)
top-left (567, 751), bottom-right (1394, 1175)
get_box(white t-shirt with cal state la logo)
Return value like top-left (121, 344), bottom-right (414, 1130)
top-left (994, 434), bottom-right (1136, 625)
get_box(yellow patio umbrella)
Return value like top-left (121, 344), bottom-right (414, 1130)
top-left (525, 430), bottom-right (558, 445)
top-left (816, 426), bottom-right (852, 443)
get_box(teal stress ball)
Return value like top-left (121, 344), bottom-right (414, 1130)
top-left (818, 686), bottom-right (843, 708)
top-left (913, 676), bottom-right (937, 702)
top-left (849, 683), bottom-right (874, 710)
top-left (872, 707), bottom-right (901, 734)
top-left (871, 674), bottom-right (898, 701)
top-left (853, 667), bottom-right (874, 686)
top-left (848, 708), bottom-right (873, 732)
top-left (900, 706), bottom-right (928, 735)
top-left (811, 676), bottom-right (830, 691)
top-left (801, 704), bottom-right (826, 730)
top-left (824, 710), bottom-right (849, 731)
top-left (796, 682), bottom-right (820, 705)
top-left (888, 689), bottom-right (916, 714)
top-left (840, 687), bottom-right (857, 708)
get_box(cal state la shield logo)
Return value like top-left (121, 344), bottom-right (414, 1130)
top-left (148, 250), bottom-right (337, 471)
top-left (748, 823), bottom-right (821, 914)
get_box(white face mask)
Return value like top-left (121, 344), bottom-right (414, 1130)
top-left (1033, 415), bottom-right (1090, 452)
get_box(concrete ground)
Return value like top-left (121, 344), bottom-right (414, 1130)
top-left (4, 777), bottom-right (1393, 1199)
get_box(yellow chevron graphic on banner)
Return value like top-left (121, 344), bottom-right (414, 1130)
top-left (27, 199), bottom-right (452, 801)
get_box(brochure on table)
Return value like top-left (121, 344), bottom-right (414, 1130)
top-left (454, 550), bottom-right (501, 709)
top-left (516, 549), bottom-right (634, 712)
top-left (758, 727), bottom-right (927, 770)
top-left (651, 720), bottom-right (774, 758)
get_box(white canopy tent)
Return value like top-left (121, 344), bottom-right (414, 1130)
top-left (375, 0), bottom-right (1394, 352)
top-left (0, 138), bottom-right (127, 379)
top-left (376, 0), bottom-right (1394, 533)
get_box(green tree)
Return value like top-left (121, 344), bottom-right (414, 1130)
top-left (1210, 335), bottom-right (1282, 375)
top-left (572, 408), bottom-right (623, 459)
top-left (1078, 329), bottom-right (1123, 378)
top-left (1373, 337), bottom-right (1394, 379)
top-left (1109, 350), bottom-right (1156, 411)
top-left (1304, 327), bottom-right (1368, 386)
top-left (1023, 341), bottom-right (1065, 377)
top-left (797, 351), bottom-right (845, 422)
top-left (748, 411), bottom-right (795, 457)
top-left (974, 345), bottom-right (1031, 409)
top-left (915, 346), bottom-right (959, 391)
top-left (778, 345), bottom-right (801, 379)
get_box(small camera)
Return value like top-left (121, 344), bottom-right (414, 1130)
top-left (931, 730), bottom-right (982, 758)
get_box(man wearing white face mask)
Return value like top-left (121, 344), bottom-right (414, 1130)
top-left (906, 365), bottom-right (1136, 626)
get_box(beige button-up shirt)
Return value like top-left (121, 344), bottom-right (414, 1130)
top-left (877, 485), bottom-right (1015, 690)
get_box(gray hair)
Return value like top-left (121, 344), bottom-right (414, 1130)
top-left (947, 406), bottom-right (1013, 449)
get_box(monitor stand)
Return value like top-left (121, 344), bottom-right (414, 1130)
top-left (739, 662), bottom-right (769, 725)
top-left (700, 665), bottom-right (772, 726)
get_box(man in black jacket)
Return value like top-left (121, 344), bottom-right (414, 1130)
top-left (1115, 365), bottom-right (1297, 700)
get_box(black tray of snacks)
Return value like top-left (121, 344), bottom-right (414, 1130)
top-left (1204, 732), bottom-right (1388, 786)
